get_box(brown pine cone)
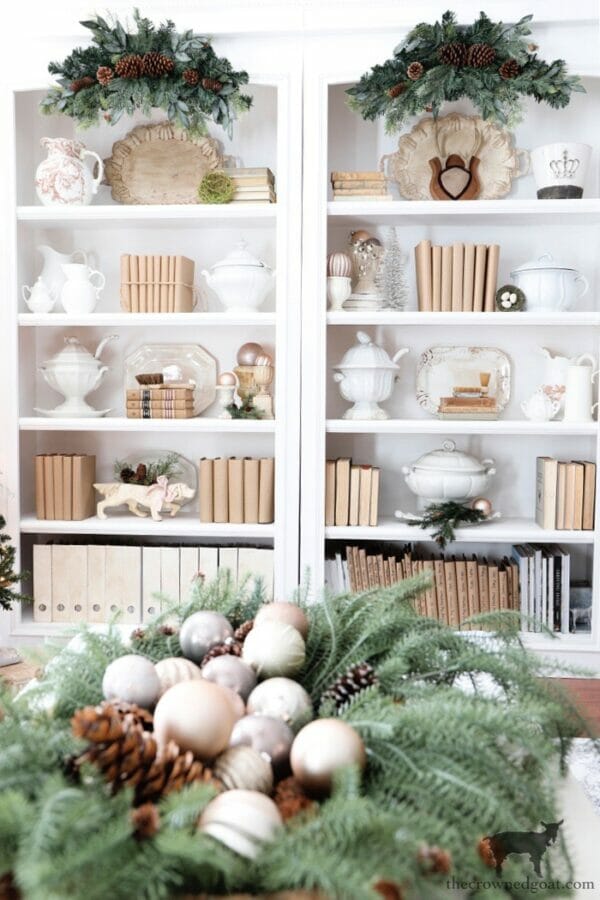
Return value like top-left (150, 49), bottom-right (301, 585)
top-left (114, 54), bottom-right (144, 79)
top-left (0, 872), bottom-right (21, 900)
top-left (417, 844), bottom-right (452, 875)
top-left (437, 42), bottom-right (467, 66)
top-left (233, 619), bottom-right (254, 643)
top-left (499, 58), bottom-right (520, 80)
top-left (466, 43), bottom-right (496, 68)
top-left (201, 639), bottom-right (242, 667)
top-left (273, 776), bottom-right (317, 821)
top-left (373, 881), bottom-right (404, 900)
top-left (134, 463), bottom-right (148, 483)
top-left (407, 61), bottom-right (424, 81)
top-left (202, 77), bottom-right (223, 93)
top-left (142, 52), bottom-right (175, 78)
top-left (96, 66), bottom-right (114, 86)
top-left (386, 82), bottom-right (406, 99)
top-left (109, 700), bottom-right (154, 731)
top-left (72, 702), bottom-right (124, 743)
top-left (131, 802), bottom-right (160, 839)
top-left (183, 68), bottom-right (200, 86)
top-left (137, 740), bottom-right (221, 804)
top-left (321, 661), bottom-right (378, 710)
top-left (69, 76), bottom-right (95, 94)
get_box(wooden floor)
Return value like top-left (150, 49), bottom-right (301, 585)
top-left (557, 678), bottom-right (600, 736)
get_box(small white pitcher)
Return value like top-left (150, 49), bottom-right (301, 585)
top-left (22, 277), bottom-right (55, 313)
top-left (563, 364), bottom-right (599, 423)
top-left (60, 263), bottom-right (106, 314)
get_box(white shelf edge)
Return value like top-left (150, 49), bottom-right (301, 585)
top-left (20, 515), bottom-right (274, 539)
top-left (16, 204), bottom-right (278, 223)
top-left (18, 312), bottom-right (277, 327)
top-left (19, 417), bottom-right (276, 433)
top-left (327, 311), bottom-right (600, 326)
top-left (324, 517), bottom-right (595, 544)
top-left (326, 419), bottom-right (598, 436)
top-left (327, 198), bottom-right (600, 219)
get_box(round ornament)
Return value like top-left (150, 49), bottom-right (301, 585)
top-left (242, 620), bottom-right (306, 679)
top-left (202, 655), bottom-right (257, 701)
top-left (221, 685), bottom-right (246, 721)
top-left (199, 789), bottom-right (282, 860)
top-left (236, 342), bottom-right (264, 366)
top-left (247, 677), bottom-right (313, 733)
top-left (470, 496), bottom-right (493, 516)
top-left (179, 611), bottom-right (233, 664)
top-left (254, 353), bottom-right (273, 367)
top-left (230, 714), bottom-right (294, 775)
top-left (218, 371), bottom-right (237, 386)
top-left (290, 718), bottom-right (366, 795)
top-left (154, 679), bottom-right (235, 760)
top-left (102, 654), bottom-right (160, 709)
top-left (254, 601), bottom-right (309, 640)
top-left (154, 657), bottom-right (202, 696)
top-left (214, 745), bottom-right (273, 794)
top-left (327, 251), bottom-right (352, 278)
top-left (495, 284), bottom-right (525, 312)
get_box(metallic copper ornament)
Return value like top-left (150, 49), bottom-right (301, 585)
top-left (153, 679), bottom-right (235, 760)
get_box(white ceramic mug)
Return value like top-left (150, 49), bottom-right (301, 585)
top-left (531, 143), bottom-right (592, 199)
top-left (327, 276), bottom-right (352, 310)
top-left (563, 364), bottom-right (598, 422)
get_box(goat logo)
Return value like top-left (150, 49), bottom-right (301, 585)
top-left (478, 820), bottom-right (563, 877)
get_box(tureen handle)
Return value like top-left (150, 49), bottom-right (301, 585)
top-left (201, 269), bottom-right (214, 285)
top-left (92, 365), bottom-right (109, 389)
top-left (392, 347), bottom-right (409, 363)
top-left (333, 372), bottom-right (345, 383)
top-left (401, 465), bottom-right (411, 475)
top-left (94, 334), bottom-right (118, 359)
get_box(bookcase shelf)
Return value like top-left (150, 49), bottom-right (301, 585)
top-left (20, 417), bottom-right (276, 433)
top-left (326, 420), bottom-right (598, 436)
top-left (20, 514), bottom-right (274, 540)
top-left (16, 204), bottom-right (277, 227)
top-left (327, 312), bottom-right (600, 327)
top-left (18, 313), bottom-right (278, 328)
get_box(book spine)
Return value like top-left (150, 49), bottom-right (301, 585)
top-left (33, 544), bottom-right (52, 622)
top-left (369, 467), bottom-right (380, 527)
top-left (331, 171), bottom-right (385, 181)
top-left (35, 455), bottom-right (46, 519)
top-left (357, 465), bottom-right (372, 527)
top-left (120, 254), bottom-right (131, 311)
top-left (451, 242), bottom-right (464, 312)
top-left (462, 243), bottom-right (475, 312)
top-left (168, 255), bottom-right (175, 313)
top-left (431, 245), bottom-right (442, 312)
top-left (334, 458), bottom-right (351, 526)
top-left (243, 458), bottom-right (260, 523)
top-left (213, 458), bottom-right (229, 524)
top-left (72, 455), bottom-right (96, 520)
top-left (440, 245), bottom-right (453, 311)
top-left (348, 465), bottom-right (360, 527)
top-left (126, 408), bottom-right (195, 419)
top-left (325, 459), bottom-right (336, 526)
top-left (130, 255), bottom-right (139, 313)
top-left (62, 454), bottom-right (73, 521)
top-left (199, 458), bottom-right (214, 523)
top-left (139, 255), bottom-right (147, 314)
top-left (160, 255), bottom-right (169, 313)
top-left (415, 239), bottom-right (432, 311)
top-left (583, 461), bottom-right (596, 530)
top-left (473, 245), bottom-right (487, 312)
top-left (483, 244), bottom-right (500, 312)
top-left (258, 458), bottom-right (275, 523)
top-left (43, 455), bottom-right (55, 520)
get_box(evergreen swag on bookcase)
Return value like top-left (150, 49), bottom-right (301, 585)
top-left (347, 11), bottom-right (584, 131)
top-left (0, 572), bottom-right (588, 899)
top-left (40, 9), bottom-right (252, 136)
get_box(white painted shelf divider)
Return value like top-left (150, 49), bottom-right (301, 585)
top-left (20, 514), bottom-right (273, 539)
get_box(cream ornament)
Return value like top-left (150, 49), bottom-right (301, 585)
top-left (199, 789), bottom-right (282, 860)
top-left (253, 601), bottom-right (309, 640)
top-left (290, 718), bottom-right (366, 795)
top-left (102, 654), bottom-right (161, 709)
top-left (179, 611), bottom-right (234, 663)
top-left (229, 714), bottom-right (294, 775)
top-left (242, 620), bottom-right (306, 679)
top-left (214, 745), bottom-right (274, 794)
top-left (202, 655), bottom-right (257, 701)
top-left (154, 679), bottom-right (235, 760)
top-left (154, 657), bottom-right (203, 696)
top-left (246, 677), bottom-right (313, 733)
top-left (221, 685), bottom-right (246, 721)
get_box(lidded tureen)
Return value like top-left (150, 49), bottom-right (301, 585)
top-left (510, 253), bottom-right (589, 312)
top-left (332, 331), bottom-right (409, 419)
top-left (35, 335), bottom-right (118, 417)
top-left (402, 440), bottom-right (495, 507)
top-left (202, 241), bottom-right (276, 313)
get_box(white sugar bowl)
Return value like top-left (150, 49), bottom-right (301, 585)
top-left (202, 241), bottom-right (275, 313)
top-left (332, 331), bottom-right (408, 419)
top-left (402, 440), bottom-right (495, 507)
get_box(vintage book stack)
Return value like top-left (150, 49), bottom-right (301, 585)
top-left (32, 542), bottom-right (274, 624)
top-left (126, 385), bottom-right (195, 419)
top-left (535, 456), bottom-right (596, 531)
top-left (34, 453), bottom-right (96, 521)
top-left (330, 170), bottom-right (393, 201)
top-left (511, 543), bottom-right (582, 634)
top-left (325, 458), bottom-right (380, 527)
top-left (228, 168), bottom-right (276, 203)
top-left (120, 254), bottom-right (195, 312)
top-left (199, 457), bottom-right (275, 524)
top-left (414, 240), bottom-right (500, 312)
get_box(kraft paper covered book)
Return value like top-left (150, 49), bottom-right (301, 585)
top-left (243, 458), bottom-right (260, 524)
top-left (199, 458), bottom-right (214, 523)
top-left (228, 458), bottom-right (244, 524)
top-left (213, 458), bottom-right (229, 524)
top-left (258, 458), bottom-right (275, 524)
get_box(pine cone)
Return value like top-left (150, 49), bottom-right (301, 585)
top-left (437, 42), bottom-right (467, 66)
top-left (120, 466), bottom-right (136, 483)
top-left (137, 740), bottom-right (221, 804)
top-left (417, 844), bottom-right (452, 875)
top-left (322, 661), bottom-right (378, 710)
top-left (134, 463), bottom-right (148, 483)
top-left (201, 639), bottom-right (242, 667)
top-left (109, 700), bottom-right (154, 731)
top-left (183, 68), bottom-right (200, 86)
top-left (201, 77), bottom-right (223, 93)
top-left (466, 43), bottom-right (496, 68)
top-left (373, 881), bottom-right (404, 900)
top-left (386, 83), bottom-right (406, 99)
top-left (0, 873), bottom-right (21, 900)
top-left (142, 52), bottom-right (175, 78)
top-left (69, 76), bottom-right (95, 94)
top-left (273, 776), bottom-right (317, 821)
top-left (96, 66), bottom-right (114, 86)
top-left (131, 802), bottom-right (160, 839)
top-left (407, 61), bottom-right (424, 81)
top-left (233, 619), bottom-right (254, 643)
top-left (114, 54), bottom-right (144, 79)
top-left (499, 58), bottom-right (520, 80)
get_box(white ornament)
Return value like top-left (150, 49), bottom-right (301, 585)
top-left (247, 677), bottom-right (313, 733)
top-left (154, 657), bottom-right (203, 696)
top-left (102, 654), bottom-right (161, 708)
top-left (214, 745), bottom-right (274, 794)
top-left (242, 621), bottom-right (306, 679)
top-left (199, 789), bottom-right (282, 859)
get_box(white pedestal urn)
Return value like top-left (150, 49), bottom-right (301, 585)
top-left (35, 335), bottom-right (118, 418)
top-left (332, 331), bottom-right (408, 420)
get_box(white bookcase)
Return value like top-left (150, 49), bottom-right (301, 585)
top-left (300, 19), bottom-right (600, 667)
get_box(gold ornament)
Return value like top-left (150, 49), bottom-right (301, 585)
top-left (242, 621), bottom-right (306, 679)
top-left (154, 680), bottom-right (235, 760)
top-left (154, 657), bottom-right (202, 696)
top-left (470, 496), bottom-right (492, 516)
top-left (247, 677), bottom-right (313, 733)
top-left (290, 718), bottom-right (366, 795)
top-left (214, 745), bottom-right (273, 793)
top-left (199, 789), bottom-right (282, 859)
top-left (254, 601), bottom-right (309, 639)
top-left (102, 654), bottom-right (161, 709)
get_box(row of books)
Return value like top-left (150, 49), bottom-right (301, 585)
top-left (32, 543), bottom-right (273, 624)
top-left (125, 386), bottom-right (195, 419)
top-left (199, 457), bottom-right (274, 524)
top-left (120, 255), bottom-right (195, 313)
top-left (324, 459), bottom-right (380, 527)
top-left (330, 170), bottom-right (392, 201)
top-left (414, 240), bottom-right (500, 312)
top-left (511, 544), bottom-right (579, 633)
top-left (227, 167), bottom-right (277, 203)
top-left (34, 454), bottom-right (96, 521)
top-left (535, 457), bottom-right (596, 531)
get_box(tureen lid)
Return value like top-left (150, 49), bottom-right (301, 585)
top-left (43, 337), bottom-right (101, 367)
top-left (511, 252), bottom-right (577, 274)
top-left (212, 240), bottom-right (270, 270)
top-left (334, 331), bottom-right (400, 370)
top-left (411, 440), bottom-right (489, 474)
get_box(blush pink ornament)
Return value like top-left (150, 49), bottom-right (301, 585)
top-left (327, 251), bottom-right (352, 278)
top-left (236, 342), bottom-right (264, 366)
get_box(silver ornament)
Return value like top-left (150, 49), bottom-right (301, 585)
top-left (246, 677), bottom-right (313, 733)
top-left (230, 714), bottom-right (294, 775)
top-left (199, 789), bottom-right (282, 859)
top-left (102, 654), bottom-right (160, 709)
top-left (214, 745), bottom-right (273, 794)
top-left (179, 611), bottom-right (233, 663)
top-left (202, 655), bottom-right (257, 701)
top-left (242, 620), bottom-right (305, 679)
top-left (154, 657), bottom-right (202, 696)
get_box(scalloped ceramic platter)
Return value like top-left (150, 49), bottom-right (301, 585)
top-left (416, 346), bottom-right (511, 418)
top-left (104, 122), bottom-right (223, 205)
top-left (381, 114), bottom-right (529, 200)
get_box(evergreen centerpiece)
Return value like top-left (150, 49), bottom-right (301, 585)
top-left (41, 10), bottom-right (252, 136)
top-left (347, 11), bottom-right (584, 131)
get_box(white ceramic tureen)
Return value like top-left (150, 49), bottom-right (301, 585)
top-left (202, 241), bottom-right (276, 313)
top-left (35, 335), bottom-right (118, 417)
top-left (510, 253), bottom-right (588, 312)
top-left (332, 331), bottom-right (409, 419)
top-left (402, 440), bottom-right (496, 507)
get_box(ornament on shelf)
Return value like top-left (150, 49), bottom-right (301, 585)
top-left (290, 719), bottom-right (366, 795)
top-left (232, 341), bottom-right (274, 418)
top-left (252, 364), bottom-right (275, 419)
top-left (59, 263), bottom-right (106, 315)
top-left (242, 620), bottom-right (306, 678)
top-left (202, 654), bottom-right (257, 701)
top-left (102, 655), bottom-right (161, 709)
top-left (321, 661), bottom-right (378, 710)
top-left (470, 497), bottom-right (493, 517)
top-left (154, 657), bottom-right (202, 696)
top-left (253, 601), bottom-right (309, 639)
top-left (326, 251), bottom-right (353, 311)
top-left (327, 252), bottom-right (353, 278)
top-left (237, 342), bottom-right (264, 366)
top-left (95, 476), bottom-right (195, 522)
top-left (247, 677), bottom-right (313, 733)
top-left (230, 714), bottom-right (294, 775)
top-left (273, 776), bottom-right (317, 821)
top-left (179, 610), bottom-right (234, 663)
top-left (221, 685), bottom-right (246, 721)
top-left (213, 746), bottom-right (273, 794)
top-left (35, 138), bottom-right (104, 207)
top-left (153, 679), bottom-right (235, 760)
top-left (213, 372), bottom-right (237, 419)
top-left (345, 231), bottom-right (384, 311)
top-left (198, 789), bottom-right (282, 860)
top-left (495, 285), bottom-right (525, 312)
top-left (377, 228), bottom-right (409, 310)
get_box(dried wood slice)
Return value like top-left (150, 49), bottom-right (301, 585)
top-left (104, 122), bottom-right (223, 205)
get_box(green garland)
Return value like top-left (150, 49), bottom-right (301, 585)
top-left (0, 571), bottom-right (587, 898)
top-left (0, 515), bottom-right (28, 610)
top-left (408, 500), bottom-right (488, 548)
top-left (40, 9), bottom-right (252, 137)
top-left (347, 10), bottom-right (584, 131)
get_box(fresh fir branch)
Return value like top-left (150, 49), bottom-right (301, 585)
top-left (114, 451), bottom-right (181, 486)
top-left (0, 516), bottom-right (29, 610)
top-left (407, 500), bottom-right (487, 547)
top-left (226, 395), bottom-right (264, 419)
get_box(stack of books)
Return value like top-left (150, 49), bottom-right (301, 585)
top-left (34, 454), bottom-right (95, 521)
top-left (126, 385), bottom-right (195, 419)
top-left (330, 170), bottom-right (392, 201)
top-left (199, 457), bottom-right (275, 524)
top-left (120, 255), bottom-right (195, 313)
top-left (325, 459), bottom-right (380, 527)
top-left (414, 240), bottom-right (500, 312)
top-left (535, 456), bottom-right (596, 530)
top-left (228, 167), bottom-right (276, 203)
top-left (511, 544), bottom-right (578, 633)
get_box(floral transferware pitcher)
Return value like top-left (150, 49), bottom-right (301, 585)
top-left (35, 138), bottom-right (104, 207)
